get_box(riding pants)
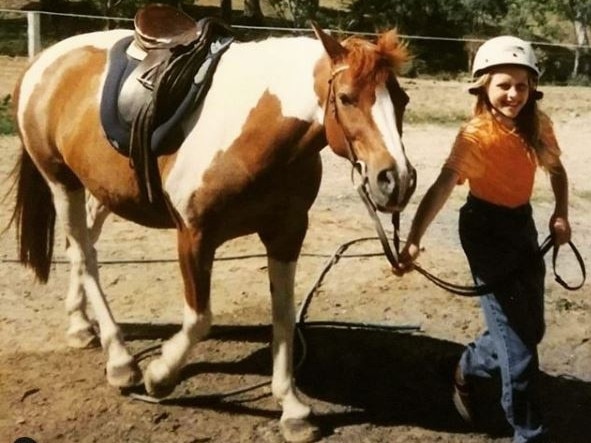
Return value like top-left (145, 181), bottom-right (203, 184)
top-left (458, 194), bottom-right (548, 443)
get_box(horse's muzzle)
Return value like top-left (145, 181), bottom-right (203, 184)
top-left (373, 161), bottom-right (416, 212)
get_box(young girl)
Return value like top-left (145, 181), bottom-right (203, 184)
top-left (396, 36), bottom-right (570, 443)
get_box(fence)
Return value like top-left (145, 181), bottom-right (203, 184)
top-left (1, 7), bottom-right (590, 82)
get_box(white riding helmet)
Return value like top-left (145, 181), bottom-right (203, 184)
top-left (471, 35), bottom-right (540, 77)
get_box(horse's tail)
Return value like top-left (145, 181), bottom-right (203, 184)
top-left (4, 147), bottom-right (56, 283)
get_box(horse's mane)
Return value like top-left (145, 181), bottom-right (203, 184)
top-left (342, 30), bottom-right (409, 83)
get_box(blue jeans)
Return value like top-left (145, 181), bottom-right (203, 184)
top-left (459, 195), bottom-right (547, 443)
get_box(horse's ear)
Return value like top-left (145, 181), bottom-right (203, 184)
top-left (310, 21), bottom-right (347, 63)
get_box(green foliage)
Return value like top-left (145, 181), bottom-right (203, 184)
top-left (0, 0), bottom-right (588, 82)
top-left (344, 0), bottom-right (479, 74)
top-left (0, 17), bottom-right (28, 56)
top-left (268, 0), bottom-right (320, 26)
top-left (0, 95), bottom-right (15, 135)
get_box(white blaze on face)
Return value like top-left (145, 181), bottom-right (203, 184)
top-left (164, 37), bottom-right (326, 221)
top-left (371, 84), bottom-right (409, 180)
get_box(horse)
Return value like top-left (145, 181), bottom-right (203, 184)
top-left (9, 13), bottom-right (415, 442)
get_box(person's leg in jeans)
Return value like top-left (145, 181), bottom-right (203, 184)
top-left (460, 272), bottom-right (547, 443)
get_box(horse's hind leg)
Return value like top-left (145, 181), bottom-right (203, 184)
top-left (64, 193), bottom-right (110, 348)
top-left (52, 185), bottom-right (140, 387)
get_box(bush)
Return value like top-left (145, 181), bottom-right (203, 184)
top-left (0, 95), bottom-right (15, 135)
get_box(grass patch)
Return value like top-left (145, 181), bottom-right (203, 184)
top-left (405, 109), bottom-right (469, 125)
top-left (572, 189), bottom-right (591, 201)
top-left (0, 95), bottom-right (15, 135)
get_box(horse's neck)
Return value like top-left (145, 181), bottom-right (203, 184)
top-left (225, 37), bottom-right (325, 117)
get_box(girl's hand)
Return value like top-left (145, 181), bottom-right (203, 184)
top-left (392, 242), bottom-right (421, 275)
top-left (550, 215), bottom-right (571, 246)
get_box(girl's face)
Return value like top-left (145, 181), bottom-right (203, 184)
top-left (485, 66), bottom-right (531, 125)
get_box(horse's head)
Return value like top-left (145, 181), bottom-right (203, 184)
top-left (312, 23), bottom-right (416, 212)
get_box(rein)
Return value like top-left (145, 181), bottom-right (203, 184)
top-left (355, 173), bottom-right (586, 296)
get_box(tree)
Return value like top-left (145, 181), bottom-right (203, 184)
top-left (563, 0), bottom-right (590, 77)
top-left (268, 0), bottom-right (319, 27)
top-left (244, 0), bottom-right (264, 23)
top-left (502, 0), bottom-right (590, 78)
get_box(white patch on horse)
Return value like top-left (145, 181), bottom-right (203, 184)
top-left (165, 37), bottom-right (326, 219)
top-left (372, 84), bottom-right (409, 179)
top-left (17, 30), bottom-right (133, 130)
top-left (145, 305), bottom-right (212, 394)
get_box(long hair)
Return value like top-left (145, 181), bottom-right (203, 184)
top-left (469, 71), bottom-right (560, 171)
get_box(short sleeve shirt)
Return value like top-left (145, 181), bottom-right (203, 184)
top-left (444, 114), bottom-right (560, 208)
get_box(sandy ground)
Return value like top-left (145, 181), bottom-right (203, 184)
top-left (0, 66), bottom-right (590, 442)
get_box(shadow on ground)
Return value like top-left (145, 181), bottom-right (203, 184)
top-left (295, 326), bottom-right (591, 443)
top-left (119, 322), bottom-right (591, 442)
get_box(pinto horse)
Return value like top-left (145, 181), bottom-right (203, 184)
top-left (10, 19), bottom-right (415, 441)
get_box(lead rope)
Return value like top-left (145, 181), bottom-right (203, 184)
top-left (355, 173), bottom-right (586, 295)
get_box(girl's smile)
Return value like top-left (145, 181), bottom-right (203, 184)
top-left (486, 66), bottom-right (531, 127)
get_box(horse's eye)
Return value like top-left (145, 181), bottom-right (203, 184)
top-left (338, 93), bottom-right (355, 106)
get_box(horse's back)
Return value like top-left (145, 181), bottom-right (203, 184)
top-left (18, 29), bottom-right (131, 107)
top-left (17, 29), bottom-right (131, 142)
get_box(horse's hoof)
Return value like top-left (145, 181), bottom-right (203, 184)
top-left (144, 360), bottom-right (178, 398)
top-left (280, 418), bottom-right (321, 443)
top-left (66, 327), bottom-right (99, 349)
top-left (144, 378), bottom-right (176, 399)
top-left (106, 359), bottom-right (142, 388)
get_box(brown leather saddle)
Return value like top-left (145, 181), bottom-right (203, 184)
top-left (100, 4), bottom-right (233, 203)
top-left (134, 2), bottom-right (200, 51)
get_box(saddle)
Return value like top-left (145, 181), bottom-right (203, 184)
top-left (134, 3), bottom-right (200, 51)
top-left (100, 4), bottom-right (234, 203)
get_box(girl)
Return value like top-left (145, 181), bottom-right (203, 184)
top-left (396, 36), bottom-right (570, 443)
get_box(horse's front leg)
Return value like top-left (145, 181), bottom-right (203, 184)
top-left (263, 225), bottom-right (321, 443)
top-left (144, 226), bottom-right (213, 398)
top-left (65, 193), bottom-right (110, 349)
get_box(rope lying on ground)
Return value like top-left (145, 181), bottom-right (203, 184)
top-left (122, 236), bottom-right (422, 404)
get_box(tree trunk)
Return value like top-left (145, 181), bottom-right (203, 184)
top-left (221, 0), bottom-right (232, 22)
top-left (244, 0), bottom-right (263, 20)
top-left (571, 16), bottom-right (589, 78)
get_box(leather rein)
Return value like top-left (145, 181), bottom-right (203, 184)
top-left (324, 68), bottom-right (586, 296)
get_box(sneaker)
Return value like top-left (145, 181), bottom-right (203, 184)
top-left (452, 363), bottom-right (474, 423)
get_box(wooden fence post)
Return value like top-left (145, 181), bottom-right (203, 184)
top-left (27, 11), bottom-right (41, 59)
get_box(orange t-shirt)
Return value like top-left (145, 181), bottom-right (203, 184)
top-left (444, 113), bottom-right (560, 208)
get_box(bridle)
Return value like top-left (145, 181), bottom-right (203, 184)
top-left (323, 64), bottom-right (356, 164)
top-left (324, 64), bottom-right (407, 266)
top-left (323, 64), bottom-right (406, 266)
top-left (323, 66), bottom-right (585, 296)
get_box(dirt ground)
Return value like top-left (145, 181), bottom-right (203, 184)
top-left (0, 61), bottom-right (590, 442)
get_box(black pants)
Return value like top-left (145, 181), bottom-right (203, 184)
top-left (459, 194), bottom-right (546, 348)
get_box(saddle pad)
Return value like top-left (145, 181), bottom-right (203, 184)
top-left (100, 34), bottom-right (233, 157)
top-left (100, 35), bottom-right (139, 154)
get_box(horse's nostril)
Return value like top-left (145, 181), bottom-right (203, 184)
top-left (377, 169), bottom-right (397, 195)
top-left (409, 166), bottom-right (417, 189)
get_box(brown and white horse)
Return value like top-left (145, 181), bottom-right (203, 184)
top-left (10, 22), bottom-right (415, 441)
